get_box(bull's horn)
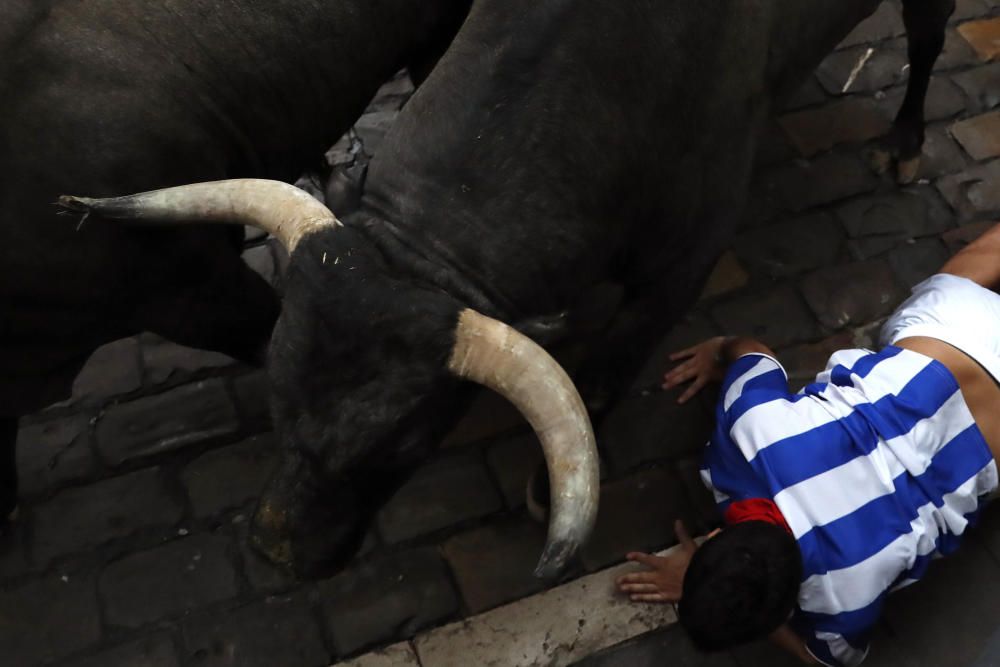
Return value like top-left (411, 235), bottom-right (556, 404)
top-left (447, 308), bottom-right (599, 578)
top-left (58, 178), bottom-right (339, 252)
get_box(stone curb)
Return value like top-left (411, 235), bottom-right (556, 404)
top-left (331, 546), bottom-right (681, 667)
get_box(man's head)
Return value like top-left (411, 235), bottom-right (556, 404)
top-left (679, 521), bottom-right (802, 650)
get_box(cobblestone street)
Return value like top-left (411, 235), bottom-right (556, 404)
top-left (3, 1), bottom-right (1000, 665)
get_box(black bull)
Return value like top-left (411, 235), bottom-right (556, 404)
top-left (35, 0), bottom-right (957, 578)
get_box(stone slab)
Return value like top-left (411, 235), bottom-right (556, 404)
top-left (941, 220), bottom-right (998, 253)
top-left (958, 16), bottom-right (1000, 61)
top-left (711, 284), bottom-right (822, 349)
top-left (66, 634), bottom-right (180, 667)
top-left (582, 468), bottom-right (690, 571)
top-left (817, 45), bottom-right (908, 96)
top-left (0, 569), bottom-right (100, 666)
top-left (140, 333), bottom-right (234, 386)
top-left (332, 642), bottom-right (419, 667)
top-left (16, 413), bottom-right (95, 497)
top-left (698, 251), bottom-right (749, 301)
top-left (733, 213), bottom-right (844, 280)
top-left (376, 454), bottom-right (502, 544)
top-left (65, 337), bottom-right (142, 406)
top-left (952, 62), bottom-right (1000, 112)
top-left (888, 237), bottom-right (950, 289)
top-left (96, 379), bottom-right (240, 466)
top-left (571, 625), bottom-right (738, 667)
top-left (320, 548), bottom-right (459, 655)
top-left (100, 534), bottom-right (239, 628)
top-left (443, 517), bottom-right (549, 614)
top-left (937, 159), bottom-right (1000, 219)
top-left (486, 432), bottom-right (543, 510)
top-left (800, 260), bottom-right (906, 330)
top-left (32, 466), bottom-right (183, 565)
top-left (181, 433), bottom-right (277, 518)
top-left (838, 2), bottom-right (904, 48)
top-left (181, 594), bottom-right (328, 667)
top-left (951, 110), bottom-right (1000, 160)
top-left (599, 389), bottom-right (712, 474)
top-left (749, 153), bottom-right (880, 221)
top-left (413, 548), bottom-right (679, 667)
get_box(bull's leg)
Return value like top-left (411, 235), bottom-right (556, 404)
top-left (0, 418), bottom-right (18, 528)
top-left (132, 261), bottom-right (280, 367)
top-left (871, 0), bottom-right (955, 184)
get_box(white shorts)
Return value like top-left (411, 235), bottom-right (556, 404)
top-left (880, 273), bottom-right (1000, 384)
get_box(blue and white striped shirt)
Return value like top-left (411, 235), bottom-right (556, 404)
top-left (701, 348), bottom-right (998, 667)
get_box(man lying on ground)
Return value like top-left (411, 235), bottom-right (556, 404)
top-left (616, 223), bottom-right (1000, 666)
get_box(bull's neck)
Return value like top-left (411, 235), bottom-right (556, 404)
top-left (175, 0), bottom-right (468, 179)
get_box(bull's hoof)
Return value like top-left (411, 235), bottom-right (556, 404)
top-left (867, 147), bottom-right (893, 176)
top-left (897, 156), bottom-right (921, 185)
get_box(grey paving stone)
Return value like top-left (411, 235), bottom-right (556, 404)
top-left (778, 77), bottom-right (829, 111)
top-left (32, 467), bottom-right (183, 566)
top-left (319, 548), bottom-right (458, 655)
top-left (355, 110), bottom-right (399, 157)
top-left (440, 388), bottom-right (524, 448)
top-left (733, 212), bottom-right (845, 280)
top-left (951, 109), bottom-right (1000, 160)
top-left (711, 284), bottom-right (822, 348)
top-left (0, 569), bottom-right (100, 666)
top-left (818, 45), bottom-right (909, 95)
top-left (599, 389), bottom-right (712, 474)
top-left (879, 76), bottom-right (969, 129)
top-left (952, 0), bottom-right (992, 21)
top-left (486, 432), bottom-right (543, 510)
top-left (571, 624), bottom-right (738, 667)
top-left (232, 370), bottom-right (272, 432)
top-left (914, 125), bottom-right (970, 180)
top-left (582, 467), bottom-right (690, 571)
top-left (749, 153), bottom-right (879, 222)
top-left (935, 29), bottom-right (983, 70)
top-left (242, 243), bottom-right (277, 287)
top-left (96, 379), bottom-right (240, 466)
top-left (65, 337), bottom-right (142, 406)
top-left (880, 538), bottom-right (1000, 667)
top-left (952, 62), bottom-right (1000, 112)
top-left (837, 187), bottom-right (954, 258)
top-left (16, 413), bottom-right (95, 497)
top-left (100, 534), bottom-right (239, 629)
top-left (800, 260), bottom-right (906, 330)
top-left (376, 454), bottom-right (502, 544)
top-left (673, 457), bottom-right (723, 536)
top-left (941, 220), bottom-right (998, 253)
top-left (65, 633), bottom-right (180, 667)
top-left (181, 433), bottom-right (277, 518)
top-left (631, 313), bottom-right (719, 392)
top-left (181, 594), bottom-right (328, 667)
top-left (888, 237), bottom-right (950, 288)
top-left (140, 333), bottom-right (234, 386)
top-left (442, 517), bottom-right (549, 613)
top-left (937, 159), bottom-right (1000, 219)
top-left (838, 2), bottom-right (905, 48)
top-left (778, 331), bottom-right (856, 387)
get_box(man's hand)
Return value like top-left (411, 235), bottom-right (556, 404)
top-left (616, 520), bottom-right (698, 603)
top-left (662, 337), bottom-right (730, 404)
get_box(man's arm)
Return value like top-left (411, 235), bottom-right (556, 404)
top-left (770, 624), bottom-right (821, 665)
top-left (663, 336), bottom-right (777, 403)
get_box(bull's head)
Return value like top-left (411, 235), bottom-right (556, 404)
top-left (59, 179), bottom-right (599, 579)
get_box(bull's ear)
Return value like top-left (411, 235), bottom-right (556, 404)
top-left (59, 178), bottom-right (340, 252)
top-left (447, 308), bottom-right (599, 579)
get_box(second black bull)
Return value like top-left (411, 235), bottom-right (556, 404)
top-left (63, 0), bottom-right (955, 577)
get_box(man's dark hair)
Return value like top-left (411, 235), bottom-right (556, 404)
top-left (678, 521), bottom-right (802, 650)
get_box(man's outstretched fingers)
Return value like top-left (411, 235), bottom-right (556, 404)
top-left (677, 378), bottom-right (706, 404)
top-left (625, 551), bottom-right (663, 567)
top-left (619, 583), bottom-right (660, 593)
top-left (668, 346), bottom-right (699, 362)
top-left (630, 592), bottom-right (672, 603)
top-left (617, 570), bottom-right (658, 585)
